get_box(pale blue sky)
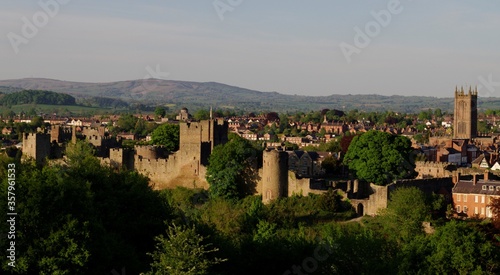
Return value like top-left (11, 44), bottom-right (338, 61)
top-left (1, 0), bottom-right (500, 97)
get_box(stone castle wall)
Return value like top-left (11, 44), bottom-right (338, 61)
top-left (415, 161), bottom-right (454, 179)
top-left (100, 120), bottom-right (228, 190)
top-left (22, 133), bottom-right (51, 164)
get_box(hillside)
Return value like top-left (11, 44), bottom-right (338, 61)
top-left (1, 78), bottom-right (499, 113)
top-left (0, 90), bottom-right (76, 106)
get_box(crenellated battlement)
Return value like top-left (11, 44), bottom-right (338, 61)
top-left (415, 161), bottom-right (450, 168)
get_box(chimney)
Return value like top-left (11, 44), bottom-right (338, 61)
top-left (484, 170), bottom-right (489, 182)
top-left (452, 171), bottom-right (461, 184)
top-left (473, 174), bottom-right (477, 186)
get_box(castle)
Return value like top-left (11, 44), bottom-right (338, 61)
top-left (22, 119), bottom-right (229, 189)
top-left (21, 116), bottom-right (456, 217)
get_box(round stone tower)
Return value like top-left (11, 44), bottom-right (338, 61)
top-left (262, 149), bottom-right (288, 204)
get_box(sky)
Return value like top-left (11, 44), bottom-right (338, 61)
top-left (1, 0), bottom-right (500, 97)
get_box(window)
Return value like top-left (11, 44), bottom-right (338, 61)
top-left (474, 207), bottom-right (478, 215)
top-left (489, 186), bottom-right (494, 191)
top-left (463, 195), bottom-right (467, 202)
top-left (481, 207), bottom-right (485, 215)
top-left (475, 195), bottom-right (478, 203)
top-left (456, 205), bottom-right (461, 213)
top-left (463, 206), bottom-right (468, 214)
top-left (482, 185), bottom-right (487, 190)
top-left (457, 194), bottom-right (461, 202)
top-left (481, 196), bottom-right (485, 204)
top-left (487, 207), bottom-right (492, 218)
top-left (497, 186), bottom-right (500, 191)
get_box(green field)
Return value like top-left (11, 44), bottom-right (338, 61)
top-left (0, 104), bottom-right (126, 116)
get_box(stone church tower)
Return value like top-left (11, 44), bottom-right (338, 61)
top-left (453, 86), bottom-right (477, 139)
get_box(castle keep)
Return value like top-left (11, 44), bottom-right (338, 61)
top-left (103, 119), bottom-right (229, 189)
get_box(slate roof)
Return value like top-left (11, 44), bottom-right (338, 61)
top-left (453, 180), bottom-right (500, 195)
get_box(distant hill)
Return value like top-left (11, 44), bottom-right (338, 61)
top-left (0, 78), bottom-right (499, 113)
top-left (0, 90), bottom-right (76, 106)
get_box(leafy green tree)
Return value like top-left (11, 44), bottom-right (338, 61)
top-left (0, 162), bottom-right (93, 274)
top-left (478, 120), bottom-right (490, 134)
top-left (194, 109), bottom-right (210, 121)
top-left (425, 221), bottom-right (500, 274)
top-left (147, 223), bottom-right (226, 275)
top-left (434, 108), bottom-right (443, 118)
top-left (343, 130), bottom-right (415, 185)
top-left (378, 187), bottom-right (430, 242)
top-left (114, 114), bottom-right (138, 133)
top-left (0, 153), bottom-right (171, 274)
top-left (154, 106), bottom-right (166, 118)
top-left (65, 140), bottom-right (99, 170)
top-left (319, 189), bottom-right (343, 212)
top-left (134, 117), bottom-right (147, 135)
top-left (418, 110), bottom-right (431, 121)
top-left (30, 116), bottom-right (44, 128)
top-left (321, 139), bottom-right (341, 152)
top-left (278, 113), bottom-right (289, 133)
top-left (206, 134), bottom-right (261, 199)
top-left (322, 223), bottom-right (398, 274)
top-left (151, 123), bottom-right (180, 151)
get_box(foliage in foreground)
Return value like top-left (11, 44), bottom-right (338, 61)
top-left (1, 151), bottom-right (499, 274)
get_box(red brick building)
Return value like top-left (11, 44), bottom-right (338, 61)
top-left (452, 172), bottom-right (500, 218)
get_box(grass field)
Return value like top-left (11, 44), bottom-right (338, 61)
top-left (0, 104), bottom-right (126, 116)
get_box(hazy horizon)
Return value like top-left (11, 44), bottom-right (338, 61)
top-left (2, 1), bottom-right (500, 98)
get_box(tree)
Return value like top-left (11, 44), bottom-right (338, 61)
top-left (0, 153), bottom-right (170, 274)
top-left (434, 108), bottom-right (443, 118)
top-left (114, 114), bottom-right (138, 133)
top-left (266, 112), bottom-right (279, 122)
top-left (65, 140), bottom-right (99, 169)
top-left (379, 187), bottom-right (430, 242)
top-left (154, 106), bottom-right (166, 118)
top-left (489, 196), bottom-right (500, 229)
top-left (194, 109), bottom-right (210, 121)
top-left (206, 134), bottom-right (261, 199)
top-left (151, 123), bottom-right (180, 151)
top-left (321, 155), bottom-right (340, 175)
top-left (147, 223), bottom-right (226, 275)
top-left (30, 116), bottom-right (44, 128)
top-left (278, 113), bottom-right (289, 133)
top-left (418, 110), bottom-right (431, 121)
top-left (424, 221), bottom-right (500, 274)
top-left (343, 130), bottom-right (415, 185)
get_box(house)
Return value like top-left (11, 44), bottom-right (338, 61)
top-left (1, 127), bottom-right (14, 135)
top-left (452, 172), bottom-right (500, 218)
top-left (116, 132), bottom-right (136, 140)
top-left (491, 162), bottom-right (500, 171)
top-left (286, 150), bottom-right (325, 178)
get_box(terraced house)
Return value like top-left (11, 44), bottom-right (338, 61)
top-left (453, 171), bottom-right (500, 218)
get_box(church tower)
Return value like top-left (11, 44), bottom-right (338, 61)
top-left (453, 86), bottom-right (477, 139)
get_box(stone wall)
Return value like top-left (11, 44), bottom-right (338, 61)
top-left (22, 133), bottom-right (50, 164)
top-left (415, 161), bottom-right (454, 179)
